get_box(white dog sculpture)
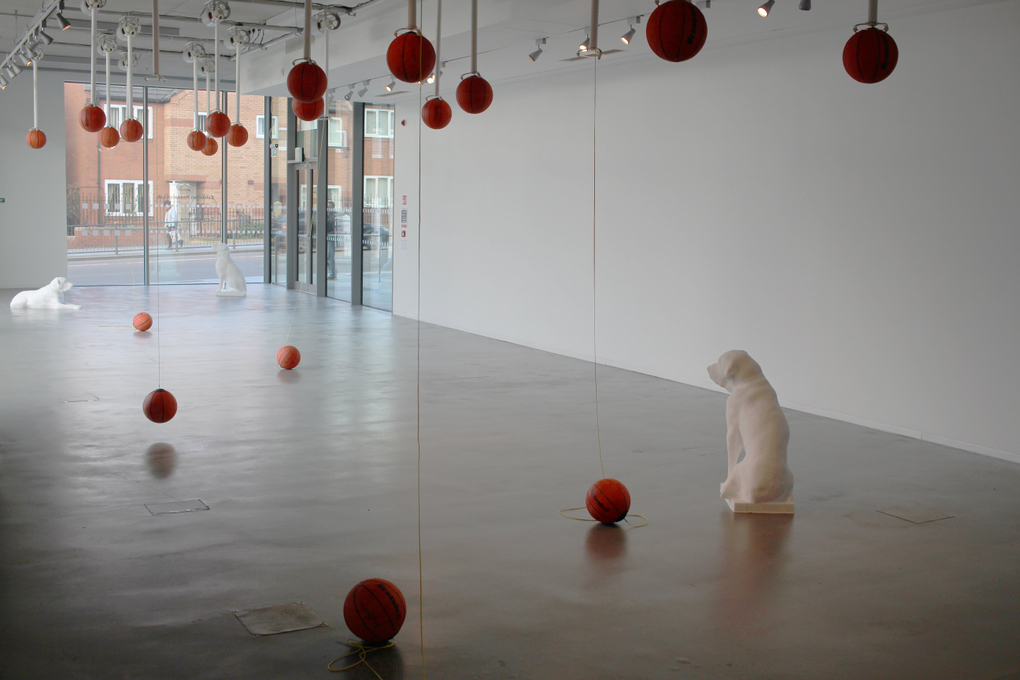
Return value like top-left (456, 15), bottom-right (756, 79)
top-left (213, 243), bottom-right (247, 297)
top-left (10, 277), bottom-right (82, 310)
top-left (707, 350), bottom-right (793, 505)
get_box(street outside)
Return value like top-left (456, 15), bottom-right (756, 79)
top-left (68, 246), bottom-right (264, 286)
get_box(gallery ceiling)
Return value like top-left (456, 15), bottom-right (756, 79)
top-left (0, 0), bottom-right (998, 98)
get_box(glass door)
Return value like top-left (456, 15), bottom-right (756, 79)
top-left (295, 163), bottom-right (317, 292)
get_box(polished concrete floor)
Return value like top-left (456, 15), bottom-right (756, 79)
top-left (1, 285), bottom-right (1018, 680)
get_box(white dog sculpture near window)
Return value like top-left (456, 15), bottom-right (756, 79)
top-left (213, 243), bottom-right (247, 297)
top-left (707, 350), bottom-right (793, 505)
top-left (9, 277), bottom-right (82, 310)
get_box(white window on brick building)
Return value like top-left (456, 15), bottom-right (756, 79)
top-left (105, 180), bottom-right (154, 217)
top-left (256, 115), bottom-right (279, 139)
top-left (365, 109), bottom-right (394, 138)
top-left (328, 118), bottom-right (347, 148)
top-left (364, 176), bottom-right (392, 209)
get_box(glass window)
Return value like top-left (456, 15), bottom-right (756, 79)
top-left (328, 117), bottom-right (347, 147)
top-left (104, 180), bottom-right (153, 216)
top-left (108, 104), bottom-right (126, 129)
top-left (256, 114), bottom-right (279, 139)
top-left (365, 109), bottom-right (394, 138)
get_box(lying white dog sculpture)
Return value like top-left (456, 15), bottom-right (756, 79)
top-left (707, 350), bottom-right (793, 504)
top-left (213, 243), bottom-right (247, 297)
top-left (10, 277), bottom-right (82, 310)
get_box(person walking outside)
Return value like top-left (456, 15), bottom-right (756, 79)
top-left (164, 200), bottom-right (181, 251)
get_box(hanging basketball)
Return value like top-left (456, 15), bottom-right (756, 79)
top-left (187, 130), bottom-right (207, 152)
top-left (387, 31), bottom-right (436, 83)
top-left (586, 478), bottom-right (631, 524)
top-left (843, 27), bottom-right (898, 83)
top-left (287, 60), bottom-right (328, 103)
top-left (646, 0), bottom-right (708, 63)
top-left (120, 118), bottom-right (144, 143)
top-left (79, 105), bottom-right (106, 133)
top-left (202, 136), bottom-right (219, 156)
top-left (277, 345), bottom-right (301, 370)
top-left (343, 578), bottom-right (407, 644)
top-left (205, 111), bottom-right (231, 138)
top-left (421, 97), bottom-right (452, 130)
top-left (99, 126), bottom-right (121, 148)
top-left (133, 312), bottom-right (153, 331)
top-left (26, 129), bottom-right (47, 149)
top-left (291, 97), bottom-right (324, 122)
top-left (226, 123), bottom-right (249, 147)
top-left (143, 388), bottom-right (178, 423)
top-left (456, 75), bottom-right (493, 114)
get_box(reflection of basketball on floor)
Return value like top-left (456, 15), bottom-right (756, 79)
top-left (586, 478), bottom-right (631, 524)
top-left (277, 345), bottom-right (300, 370)
top-left (343, 578), bottom-right (407, 643)
top-left (133, 312), bottom-right (152, 331)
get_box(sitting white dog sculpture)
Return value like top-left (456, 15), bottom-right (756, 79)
top-left (213, 243), bottom-right (247, 297)
top-left (707, 350), bottom-right (793, 504)
top-left (10, 277), bottom-right (82, 310)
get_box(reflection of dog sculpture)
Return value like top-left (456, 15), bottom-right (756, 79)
top-left (10, 277), bottom-right (82, 309)
top-left (707, 350), bottom-right (793, 504)
top-left (213, 243), bottom-right (247, 297)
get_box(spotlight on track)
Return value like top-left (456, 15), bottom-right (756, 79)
top-left (14, 51), bottom-right (33, 68)
top-left (55, 11), bottom-right (71, 30)
top-left (385, 77), bottom-right (395, 92)
top-left (799, 0), bottom-right (811, 9)
top-left (0, 73), bottom-right (8, 90)
top-left (758, 0), bottom-right (775, 17)
top-left (621, 17), bottom-right (640, 44)
top-left (579, 28), bottom-right (590, 53)
top-left (529, 38), bottom-right (546, 62)
top-left (357, 81), bottom-right (369, 97)
top-left (695, 0), bottom-right (711, 7)
top-left (3, 65), bottom-right (17, 80)
top-left (344, 84), bottom-right (353, 101)
top-left (37, 30), bottom-right (55, 46)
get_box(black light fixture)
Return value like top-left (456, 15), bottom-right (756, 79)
top-left (758, 0), bottom-right (775, 17)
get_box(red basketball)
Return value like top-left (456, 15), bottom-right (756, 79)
top-left (287, 60), bottom-right (328, 103)
top-left (143, 388), bottom-right (177, 423)
top-left (120, 118), bottom-right (144, 142)
top-left (646, 0), bottom-right (708, 63)
top-left (202, 136), bottom-right (218, 156)
top-left (26, 128), bottom-right (47, 149)
top-left (99, 126), bottom-right (120, 148)
top-left (133, 312), bottom-right (152, 331)
top-left (226, 123), bottom-right (248, 147)
top-left (277, 345), bottom-right (301, 370)
top-left (586, 478), bottom-right (631, 524)
top-left (387, 31), bottom-right (436, 84)
top-left (292, 97), bottom-right (324, 122)
top-left (205, 110), bottom-right (231, 138)
top-left (456, 75), bottom-right (493, 114)
top-left (843, 27), bottom-right (898, 84)
top-left (79, 104), bottom-right (106, 132)
top-left (187, 129), bottom-right (207, 151)
top-left (421, 97), bottom-right (452, 129)
top-left (343, 578), bottom-right (407, 644)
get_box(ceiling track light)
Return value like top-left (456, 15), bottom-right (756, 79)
top-left (579, 31), bottom-right (590, 53)
top-left (385, 77), bottom-right (395, 92)
top-left (621, 17), bottom-right (640, 45)
top-left (799, 0), bottom-right (811, 9)
top-left (344, 84), bottom-right (353, 101)
top-left (357, 81), bottom-right (369, 97)
top-left (758, 0), bottom-right (775, 17)
top-left (529, 37), bottom-right (546, 62)
top-left (9, 61), bottom-right (24, 75)
top-left (15, 52), bottom-right (33, 68)
top-left (696, 0), bottom-right (711, 8)
top-left (0, 73), bottom-right (8, 90)
top-left (55, 11), bottom-right (72, 30)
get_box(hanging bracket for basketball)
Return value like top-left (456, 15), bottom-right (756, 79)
top-left (287, 0), bottom-right (328, 103)
top-left (118, 16), bottom-right (144, 142)
top-left (184, 42), bottom-right (208, 151)
top-left (203, 0), bottom-right (231, 138)
top-left (422, 0), bottom-right (452, 129)
top-left (843, 0), bottom-right (898, 83)
top-left (578, 0), bottom-right (602, 59)
top-left (226, 26), bottom-right (251, 146)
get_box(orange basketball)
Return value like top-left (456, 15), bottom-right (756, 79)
top-left (143, 388), bottom-right (177, 423)
top-left (277, 345), bottom-right (300, 370)
top-left (187, 129), bottom-right (207, 151)
top-left (202, 136), bottom-right (218, 156)
top-left (343, 578), bottom-right (407, 644)
top-left (586, 478), bottom-right (631, 524)
top-left (133, 312), bottom-right (153, 331)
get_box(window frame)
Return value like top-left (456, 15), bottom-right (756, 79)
top-left (104, 180), bottom-right (154, 217)
top-left (364, 108), bottom-right (394, 139)
top-left (256, 114), bottom-right (279, 139)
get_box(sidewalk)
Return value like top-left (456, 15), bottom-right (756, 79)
top-left (67, 242), bottom-right (264, 260)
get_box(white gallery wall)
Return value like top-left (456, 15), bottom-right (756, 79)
top-left (0, 70), bottom-right (68, 288)
top-left (393, 1), bottom-right (1020, 463)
